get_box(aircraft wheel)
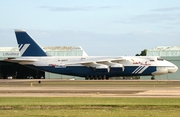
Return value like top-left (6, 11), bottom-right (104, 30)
top-left (85, 76), bottom-right (89, 80)
top-left (94, 76), bottom-right (98, 80)
top-left (106, 77), bottom-right (110, 80)
top-left (151, 76), bottom-right (155, 80)
top-left (90, 76), bottom-right (95, 80)
top-left (98, 76), bottom-right (102, 80)
top-left (103, 75), bottom-right (107, 80)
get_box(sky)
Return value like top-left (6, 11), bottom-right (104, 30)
top-left (0, 0), bottom-right (180, 56)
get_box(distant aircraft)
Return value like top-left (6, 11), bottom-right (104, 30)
top-left (6, 29), bottom-right (178, 80)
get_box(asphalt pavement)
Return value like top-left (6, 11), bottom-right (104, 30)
top-left (0, 79), bottom-right (180, 97)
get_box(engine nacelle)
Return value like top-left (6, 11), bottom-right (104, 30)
top-left (84, 61), bottom-right (124, 73)
top-left (110, 63), bottom-right (124, 72)
top-left (99, 61), bottom-right (124, 72)
top-left (87, 62), bottom-right (110, 72)
top-left (95, 64), bottom-right (110, 72)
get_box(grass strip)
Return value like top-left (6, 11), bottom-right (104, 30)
top-left (0, 105), bottom-right (179, 110)
top-left (0, 97), bottom-right (180, 117)
top-left (0, 97), bottom-right (180, 106)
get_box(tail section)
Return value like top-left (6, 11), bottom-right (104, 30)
top-left (15, 29), bottom-right (47, 56)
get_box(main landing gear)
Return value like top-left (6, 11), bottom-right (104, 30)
top-left (151, 76), bottom-right (155, 80)
top-left (85, 75), bottom-right (109, 80)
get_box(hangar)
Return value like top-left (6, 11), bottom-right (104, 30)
top-left (141, 46), bottom-right (180, 80)
top-left (0, 46), bottom-right (86, 79)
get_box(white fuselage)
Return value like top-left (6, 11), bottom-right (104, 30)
top-left (11, 56), bottom-right (178, 77)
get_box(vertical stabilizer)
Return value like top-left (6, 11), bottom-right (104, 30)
top-left (15, 29), bottom-right (47, 56)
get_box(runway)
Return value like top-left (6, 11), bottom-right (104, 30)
top-left (0, 79), bottom-right (180, 97)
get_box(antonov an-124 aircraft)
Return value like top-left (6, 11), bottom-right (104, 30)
top-left (6, 30), bottom-right (178, 80)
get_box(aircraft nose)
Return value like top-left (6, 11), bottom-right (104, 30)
top-left (168, 65), bottom-right (178, 73)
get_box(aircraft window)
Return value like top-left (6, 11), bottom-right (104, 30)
top-left (157, 57), bottom-right (164, 61)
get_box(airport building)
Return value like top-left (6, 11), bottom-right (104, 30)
top-left (141, 46), bottom-right (180, 80)
top-left (0, 46), bottom-right (87, 79)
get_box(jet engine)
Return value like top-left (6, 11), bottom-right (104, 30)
top-left (110, 63), bottom-right (124, 72)
top-left (85, 62), bottom-right (110, 72)
top-left (98, 61), bottom-right (124, 72)
top-left (83, 61), bottom-right (124, 73)
top-left (95, 64), bottom-right (110, 72)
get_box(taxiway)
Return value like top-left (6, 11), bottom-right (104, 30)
top-left (0, 79), bottom-right (180, 97)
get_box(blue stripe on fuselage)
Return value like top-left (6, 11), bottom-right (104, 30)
top-left (26, 65), bottom-right (156, 77)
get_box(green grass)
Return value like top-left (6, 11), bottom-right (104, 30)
top-left (0, 97), bottom-right (180, 117)
top-left (0, 97), bottom-right (180, 106)
top-left (0, 109), bottom-right (180, 117)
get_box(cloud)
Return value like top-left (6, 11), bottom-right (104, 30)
top-left (39, 6), bottom-right (92, 11)
top-left (116, 14), bottom-right (180, 24)
top-left (97, 5), bottom-right (120, 9)
top-left (156, 26), bottom-right (174, 29)
top-left (38, 5), bottom-right (120, 11)
top-left (115, 6), bottom-right (180, 25)
top-left (151, 7), bottom-right (180, 12)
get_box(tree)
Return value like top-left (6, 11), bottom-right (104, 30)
top-left (136, 49), bottom-right (147, 56)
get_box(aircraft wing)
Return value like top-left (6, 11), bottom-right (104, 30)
top-left (63, 57), bottom-right (125, 65)
top-left (5, 56), bottom-right (125, 72)
top-left (62, 57), bottom-right (125, 72)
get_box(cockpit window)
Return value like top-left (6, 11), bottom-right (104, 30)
top-left (157, 57), bottom-right (164, 61)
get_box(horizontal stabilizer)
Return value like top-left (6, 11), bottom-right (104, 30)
top-left (5, 58), bottom-right (38, 63)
